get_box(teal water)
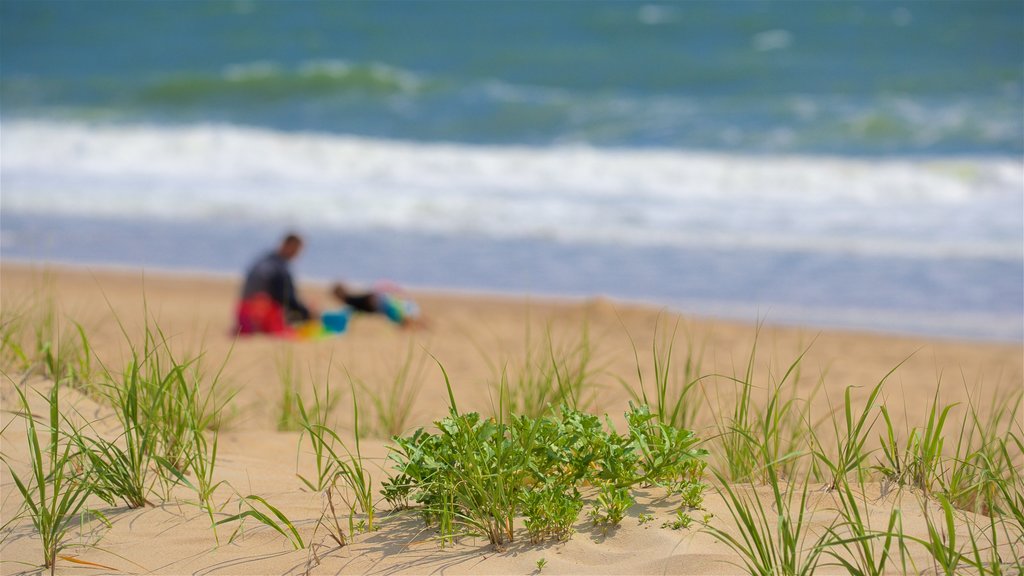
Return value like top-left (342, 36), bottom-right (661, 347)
top-left (1, 1), bottom-right (1022, 340)
top-left (3, 0), bottom-right (1021, 153)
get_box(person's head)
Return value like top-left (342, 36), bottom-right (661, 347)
top-left (278, 233), bottom-right (304, 261)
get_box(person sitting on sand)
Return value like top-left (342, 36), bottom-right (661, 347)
top-left (236, 233), bottom-right (314, 335)
top-left (331, 282), bottom-right (424, 328)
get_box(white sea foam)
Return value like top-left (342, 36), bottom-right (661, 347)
top-left (3, 119), bottom-right (1021, 260)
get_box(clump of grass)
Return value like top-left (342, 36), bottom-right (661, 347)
top-left (819, 479), bottom-right (908, 575)
top-left (908, 494), bottom-right (970, 575)
top-left (351, 338), bottom-right (428, 438)
top-left (331, 387), bottom-right (377, 535)
top-left (0, 288), bottom-right (95, 394)
top-left (942, 386), bottom-right (1022, 515)
top-left (218, 494), bottom-right (305, 550)
top-left (876, 385), bottom-right (955, 497)
top-left (814, 377), bottom-right (889, 491)
top-left (2, 380), bottom-right (108, 575)
top-left (620, 315), bottom-right (706, 432)
top-left (276, 349), bottom-right (303, 432)
top-left (159, 412), bottom-right (228, 542)
top-left (705, 464), bottom-right (825, 576)
top-left (295, 376), bottom-right (341, 493)
top-left (0, 295), bottom-right (32, 370)
top-left (56, 306), bottom-right (233, 513)
top-left (296, 371), bottom-right (376, 541)
top-left (486, 324), bottom-right (600, 420)
top-left (277, 349), bottom-right (339, 433)
top-left (706, 334), bottom-right (891, 575)
top-left (73, 315), bottom-right (219, 507)
top-left (709, 331), bottom-right (817, 484)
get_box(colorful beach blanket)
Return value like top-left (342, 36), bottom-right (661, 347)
top-left (236, 293), bottom-right (417, 340)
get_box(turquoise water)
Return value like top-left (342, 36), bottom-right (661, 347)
top-left (3, 1), bottom-right (1021, 153)
top-left (2, 1), bottom-right (1022, 340)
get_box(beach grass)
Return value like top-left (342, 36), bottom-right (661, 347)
top-left (217, 494), bottom-right (305, 550)
top-left (0, 289), bottom-right (95, 395)
top-left (482, 323), bottom-right (601, 421)
top-left (350, 337), bottom-right (428, 439)
top-left (2, 284), bottom-right (1023, 573)
top-left (620, 315), bottom-right (706, 432)
top-left (819, 478), bottom-right (907, 576)
top-left (2, 379), bottom-right (104, 576)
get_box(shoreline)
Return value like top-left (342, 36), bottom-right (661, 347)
top-left (3, 256), bottom-right (1021, 346)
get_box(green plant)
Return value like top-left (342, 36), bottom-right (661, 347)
top-left (295, 376), bottom-right (341, 493)
top-left (353, 338), bottom-right (427, 438)
top-left (77, 355), bottom-right (166, 508)
top-left (2, 381), bottom-right (107, 575)
top-left (435, 367), bottom-right (522, 547)
top-left (387, 359), bottom-right (706, 550)
top-left (160, 421), bottom-right (227, 542)
top-left (709, 330), bottom-right (818, 484)
top-left (328, 387), bottom-right (377, 535)
top-left (296, 378), bottom-right (376, 538)
top-left (218, 494), bottom-right (305, 550)
top-left (876, 386), bottom-right (955, 497)
top-left (913, 388), bottom-right (956, 497)
top-left (704, 465), bottom-right (825, 576)
top-left (876, 403), bottom-right (915, 492)
top-left (620, 316), bottom-right (706, 431)
top-left (14, 291), bottom-right (95, 392)
top-left (943, 387), bottom-right (1022, 515)
top-left (0, 296), bottom-right (31, 370)
top-left (907, 494), bottom-right (968, 575)
top-left (0, 281), bottom-right (87, 386)
top-left (963, 498), bottom-right (1015, 576)
top-left (815, 377), bottom-right (889, 491)
top-left (819, 479), bottom-right (906, 576)
top-left (662, 508), bottom-right (694, 530)
top-left (488, 325), bottom-right (599, 420)
top-left (588, 482), bottom-right (633, 528)
top-left (536, 557), bottom-right (547, 572)
top-left (626, 402), bottom-right (707, 493)
top-left (521, 483), bottom-right (583, 543)
top-left (958, 428), bottom-right (1024, 574)
top-left (994, 431), bottom-right (1024, 550)
top-left (276, 349), bottom-right (302, 432)
top-left (676, 479), bottom-right (706, 509)
top-left (73, 311), bottom-right (234, 508)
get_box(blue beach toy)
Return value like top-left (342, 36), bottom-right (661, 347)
top-left (321, 308), bottom-right (351, 334)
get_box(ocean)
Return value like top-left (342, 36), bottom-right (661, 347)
top-left (1, 1), bottom-right (1021, 341)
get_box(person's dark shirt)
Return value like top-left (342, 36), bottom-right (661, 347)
top-left (242, 251), bottom-right (310, 322)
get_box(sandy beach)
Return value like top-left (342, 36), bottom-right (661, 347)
top-left (2, 262), bottom-right (1022, 575)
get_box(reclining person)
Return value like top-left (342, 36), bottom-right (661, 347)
top-left (331, 282), bottom-right (423, 328)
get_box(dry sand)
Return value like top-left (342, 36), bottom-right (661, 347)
top-left (2, 262), bottom-right (1021, 575)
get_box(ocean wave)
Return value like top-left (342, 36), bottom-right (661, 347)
top-left (3, 119), bottom-right (1021, 260)
top-left (138, 59), bottom-right (426, 105)
top-left (3, 56), bottom-right (1018, 155)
